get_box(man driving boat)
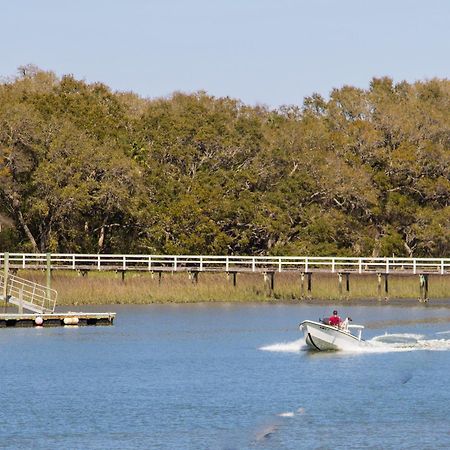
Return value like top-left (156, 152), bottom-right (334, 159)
top-left (329, 310), bottom-right (342, 327)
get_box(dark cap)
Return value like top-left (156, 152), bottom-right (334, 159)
top-left (333, 310), bottom-right (338, 315)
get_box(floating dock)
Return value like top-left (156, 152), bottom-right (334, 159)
top-left (1, 268), bottom-right (116, 328)
top-left (0, 312), bottom-right (116, 328)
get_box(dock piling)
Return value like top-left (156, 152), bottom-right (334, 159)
top-left (377, 273), bottom-right (382, 301)
top-left (3, 253), bottom-right (8, 311)
top-left (384, 273), bottom-right (389, 301)
top-left (300, 272), bottom-right (305, 299)
top-left (263, 272), bottom-right (275, 294)
top-left (46, 253), bottom-right (52, 297)
top-left (189, 271), bottom-right (199, 284)
top-left (307, 273), bottom-right (312, 299)
top-left (226, 272), bottom-right (237, 287)
top-left (419, 274), bottom-right (429, 302)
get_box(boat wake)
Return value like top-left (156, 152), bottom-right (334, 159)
top-left (364, 333), bottom-right (450, 353)
top-left (259, 338), bottom-right (308, 353)
top-left (260, 332), bottom-right (450, 354)
top-left (370, 333), bottom-right (423, 344)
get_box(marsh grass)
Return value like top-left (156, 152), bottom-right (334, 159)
top-left (12, 270), bottom-right (450, 305)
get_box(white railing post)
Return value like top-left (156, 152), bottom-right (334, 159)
top-left (148, 256), bottom-right (152, 271)
top-left (72, 255), bottom-right (76, 270)
top-left (226, 256), bottom-right (229, 272)
top-left (252, 258), bottom-right (256, 272)
top-left (200, 256), bottom-right (203, 272)
top-left (122, 255), bottom-right (126, 271)
top-left (305, 257), bottom-right (309, 272)
top-left (97, 255), bottom-right (101, 270)
top-left (413, 259), bottom-right (416, 275)
top-left (22, 254), bottom-right (25, 269)
top-left (174, 256), bottom-right (177, 271)
top-left (386, 258), bottom-right (389, 274)
top-left (278, 258), bottom-right (282, 273)
top-left (331, 258), bottom-right (335, 273)
top-left (441, 259), bottom-right (445, 275)
top-left (358, 258), bottom-right (362, 274)
top-left (18, 287), bottom-right (24, 314)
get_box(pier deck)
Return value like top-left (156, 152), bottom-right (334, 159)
top-left (0, 312), bottom-right (116, 327)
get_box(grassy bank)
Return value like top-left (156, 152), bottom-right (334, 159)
top-left (10, 270), bottom-right (450, 306)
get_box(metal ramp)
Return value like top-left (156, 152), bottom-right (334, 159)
top-left (0, 273), bottom-right (57, 314)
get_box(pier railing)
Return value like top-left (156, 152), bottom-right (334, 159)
top-left (0, 253), bottom-right (449, 275)
top-left (0, 272), bottom-right (57, 313)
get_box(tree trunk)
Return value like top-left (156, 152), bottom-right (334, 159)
top-left (98, 225), bottom-right (105, 252)
top-left (5, 193), bottom-right (39, 252)
top-left (16, 209), bottom-right (39, 252)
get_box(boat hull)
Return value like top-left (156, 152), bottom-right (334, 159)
top-left (300, 320), bottom-right (362, 351)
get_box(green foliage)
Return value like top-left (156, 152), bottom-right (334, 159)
top-left (0, 68), bottom-right (448, 256)
top-left (0, 227), bottom-right (20, 251)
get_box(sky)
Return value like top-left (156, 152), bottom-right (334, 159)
top-left (1, 0), bottom-right (449, 107)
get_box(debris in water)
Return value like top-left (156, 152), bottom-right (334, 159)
top-left (255, 424), bottom-right (278, 441)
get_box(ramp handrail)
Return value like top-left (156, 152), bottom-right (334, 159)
top-left (0, 273), bottom-right (57, 313)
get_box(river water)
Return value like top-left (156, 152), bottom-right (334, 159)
top-left (1, 302), bottom-right (450, 449)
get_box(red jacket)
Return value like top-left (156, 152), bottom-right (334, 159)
top-left (329, 315), bottom-right (341, 326)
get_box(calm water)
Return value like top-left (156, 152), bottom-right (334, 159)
top-left (1, 302), bottom-right (450, 449)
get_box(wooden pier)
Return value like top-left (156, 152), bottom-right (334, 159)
top-left (1, 253), bottom-right (449, 275)
top-left (0, 312), bottom-right (115, 328)
top-left (1, 252), bottom-right (449, 303)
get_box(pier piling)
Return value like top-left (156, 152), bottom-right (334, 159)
top-left (2, 253), bottom-right (8, 312)
top-left (263, 272), bottom-right (275, 293)
top-left (46, 253), bottom-right (52, 298)
top-left (307, 273), bottom-right (312, 299)
top-left (300, 272), bottom-right (305, 299)
top-left (226, 272), bottom-right (237, 287)
top-left (338, 273), bottom-right (350, 300)
top-left (189, 271), bottom-right (199, 284)
top-left (377, 273), bottom-right (382, 301)
top-left (419, 274), bottom-right (429, 302)
top-left (384, 274), bottom-right (389, 301)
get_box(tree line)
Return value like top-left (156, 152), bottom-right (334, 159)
top-left (0, 65), bottom-right (449, 256)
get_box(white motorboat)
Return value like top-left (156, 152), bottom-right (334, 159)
top-left (299, 319), bottom-right (364, 351)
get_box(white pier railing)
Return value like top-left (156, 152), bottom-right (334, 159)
top-left (0, 253), bottom-right (449, 275)
top-left (0, 272), bottom-right (57, 313)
